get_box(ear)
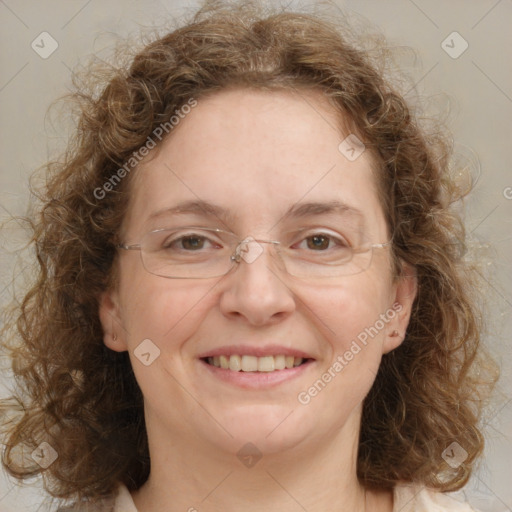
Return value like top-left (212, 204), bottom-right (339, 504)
top-left (382, 262), bottom-right (417, 354)
top-left (98, 290), bottom-right (128, 352)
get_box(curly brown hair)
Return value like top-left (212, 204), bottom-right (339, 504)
top-left (0, 0), bottom-right (497, 507)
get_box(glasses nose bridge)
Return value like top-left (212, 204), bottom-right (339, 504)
top-left (230, 236), bottom-right (281, 266)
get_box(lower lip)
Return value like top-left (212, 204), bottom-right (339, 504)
top-left (198, 359), bottom-right (315, 389)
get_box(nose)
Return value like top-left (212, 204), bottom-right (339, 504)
top-left (219, 238), bottom-right (296, 326)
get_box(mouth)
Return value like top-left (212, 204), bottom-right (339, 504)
top-left (197, 345), bottom-right (316, 388)
top-left (201, 354), bottom-right (313, 373)
top-left (198, 352), bottom-right (316, 389)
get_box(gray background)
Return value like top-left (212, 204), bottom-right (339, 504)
top-left (0, 0), bottom-right (510, 510)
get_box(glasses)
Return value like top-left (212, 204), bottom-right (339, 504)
top-left (116, 226), bottom-right (391, 279)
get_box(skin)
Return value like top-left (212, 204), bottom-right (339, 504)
top-left (100, 88), bottom-right (417, 512)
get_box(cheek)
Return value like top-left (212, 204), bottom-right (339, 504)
top-left (297, 274), bottom-right (391, 361)
top-left (118, 268), bottom-right (219, 353)
top-left (295, 277), bottom-right (392, 424)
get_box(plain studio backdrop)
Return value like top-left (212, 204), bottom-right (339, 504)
top-left (0, 1), bottom-right (510, 511)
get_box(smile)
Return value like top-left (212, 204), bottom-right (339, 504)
top-left (199, 356), bottom-right (315, 389)
top-left (204, 354), bottom-right (310, 372)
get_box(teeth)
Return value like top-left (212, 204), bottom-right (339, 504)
top-left (206, 355), bottom-right (306, 372)
top-left (241, 355), bottom-right (258, 372)
top-left (258, 356), bottom-right (274, 372)
top-left (274, 355), bottom-right (286, 370)
top-left (229, 354), bottom-right (242, 372)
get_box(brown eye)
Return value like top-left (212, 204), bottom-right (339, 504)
top-left (306, 235), bottom-right (330, 250)
top-left (180, 236), bottom-right (206, 250)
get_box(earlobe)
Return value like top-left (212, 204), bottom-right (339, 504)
top-left (98, 290), bottom-right (128, 352)
top-left (383, 263), bottom-right (417, 354)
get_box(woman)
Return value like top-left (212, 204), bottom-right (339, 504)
top-left (0, 1), bottom-right (495, 510)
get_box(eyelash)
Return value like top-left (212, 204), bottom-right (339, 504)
top-left (163, 233), bottom-right (220, 250)
top-left (162, 230), bottom-right (350, 251)
top-left (293, 232), bottom-right (349, 250)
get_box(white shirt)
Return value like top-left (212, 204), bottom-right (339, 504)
top-left (109, 482), bottom-right (477, 511)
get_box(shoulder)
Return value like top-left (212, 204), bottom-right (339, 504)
top-left (59, 483), bottom-right (477, 512)
top-left (56, 484), bottom-right (132, 512)
top-left (393, 483), bottom-right (478, 512)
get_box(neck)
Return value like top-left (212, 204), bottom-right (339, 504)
top-left (131, 404), bottom-right (392, 512)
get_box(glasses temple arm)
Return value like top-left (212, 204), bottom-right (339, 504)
top-left (116, 243), bottom-right (142, 251)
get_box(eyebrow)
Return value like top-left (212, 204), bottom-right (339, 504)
top-left (146, 200), bottom-right (235, 227)
top-left (145, 199), bottom-right (365, 228)
top-left (282, 201), bottom-right (365, 221)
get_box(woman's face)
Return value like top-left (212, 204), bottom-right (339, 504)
top-left (101, 88), bottom-right (415, 456)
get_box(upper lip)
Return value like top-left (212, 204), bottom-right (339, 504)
top-left (198, 344), bottom-right (315, 359)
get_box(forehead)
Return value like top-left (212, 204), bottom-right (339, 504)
top-left (123, 88), bottom-right (387, 238)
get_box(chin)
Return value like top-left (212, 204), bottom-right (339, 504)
top-left (201, 404), bottom-right (314, 456)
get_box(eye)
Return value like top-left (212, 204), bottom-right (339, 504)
top-left (177, 235), bottom-right (207, 251)
top-left (162, 232), bottom-right (220, 251)
top-left (295, 232), bottom-right (349, 251)
top-left (306, 234), bottom-right (330, 250)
